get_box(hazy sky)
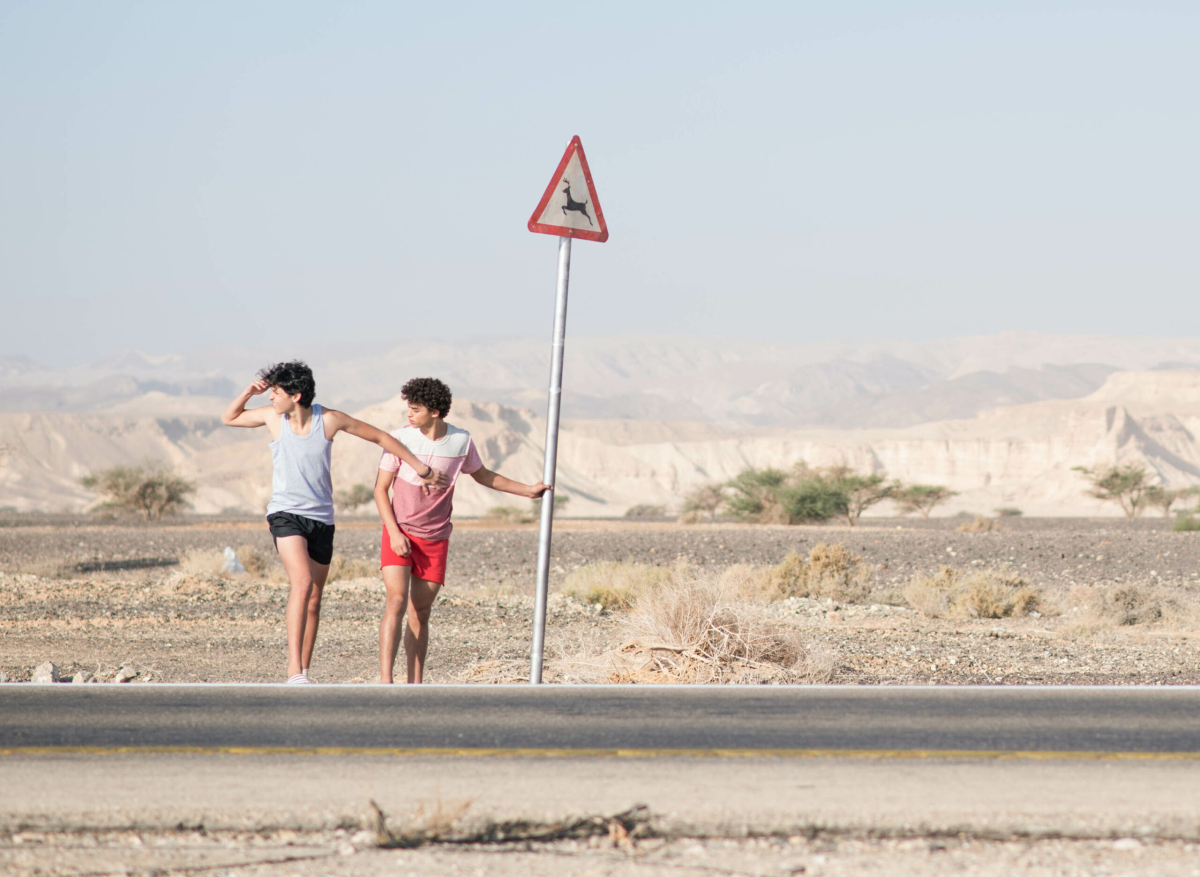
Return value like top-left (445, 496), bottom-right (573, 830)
top-left (1, 2), bottom-right (1197, 365)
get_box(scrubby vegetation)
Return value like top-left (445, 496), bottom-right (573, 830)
top-left (624, 504), bottom-right (666, 519)
top-left (562, 562), bottom-right (671, 611)
top-left (335, 483), bottom-right (374, 513)
top-left (903, 566), bottom-right (1043, 619)
top-left (80, 463), bottom-right (196, 520)
top-left (484, 505), bottom-right (534, 524)
top-left (1072, 463), bottom-right (1154, 520)
top-left (893, 484), bottom-right (958, 519)
top-left (607, 561), bottom-right (833, 684)
top-left (956, 515), bottom-right (997, 532)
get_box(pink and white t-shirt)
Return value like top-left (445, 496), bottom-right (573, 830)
top-left (379, 424), bottom-right (484, 541)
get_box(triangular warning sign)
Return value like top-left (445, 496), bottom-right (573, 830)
top-left (527, 136), bottom-right (609, 243)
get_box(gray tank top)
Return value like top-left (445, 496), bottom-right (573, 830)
top-left (265, 404), bottom-right (335, 524)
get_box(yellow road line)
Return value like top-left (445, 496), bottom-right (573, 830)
top-left (2, 746), bottom-right (1200, 761)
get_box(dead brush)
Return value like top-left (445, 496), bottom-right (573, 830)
top-left (326, 555), bottom-right (378, 581)
top-left (562, 562), bottom-right (672, 611)
top-left (1069, 583), bottom-right (1194, 628)
top-left (177, 548), bottom-right (226, 577)
top-left (904, 565), bottom-right (1044, 619)
top-left (756, 542), bottom-right (873, 603)
top-left (235, 543), bottom-right (269, 577)
top-left (956, 515), bottom-right (998, 533)
top-left (609, 561), bottom-right (833, 684)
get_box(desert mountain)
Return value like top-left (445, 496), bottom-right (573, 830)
top-left (5, 332), bottom-right (1199, 429)
top-left (4, 370), bottom-right (1200, 518)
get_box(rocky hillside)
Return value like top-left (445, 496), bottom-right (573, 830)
top-left (3, 370), bottom-right (1199, 518)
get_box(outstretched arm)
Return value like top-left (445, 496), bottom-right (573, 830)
top-left (323, 409), bottom-right (449, 489)
top-left (222, 379), bottom-right (274, 429)
top-left (470, 466), bottom-right (549, 498)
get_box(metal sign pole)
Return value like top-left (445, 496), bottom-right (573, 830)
top-left (529, 235), bottom-right (572, 684)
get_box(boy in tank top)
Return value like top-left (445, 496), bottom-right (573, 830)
top-left (222, 361), bottom-right (448, 684)
top-left (375, 377), bottom-right (548, 683)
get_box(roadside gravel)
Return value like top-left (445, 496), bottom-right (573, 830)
top-left (1, 517), bottom-right (1198, 685)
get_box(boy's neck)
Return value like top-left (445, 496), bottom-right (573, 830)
top-left (419, 418), bottom-right (447, 442)
top-left (287, 405), bottom-right (313, 431)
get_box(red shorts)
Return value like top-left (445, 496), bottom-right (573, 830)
top-left (380, 527), bottom-right (449, 584)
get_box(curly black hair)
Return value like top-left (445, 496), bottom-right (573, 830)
top-left (401, 376), bottom-right (452, 418)
top-left (257, 361), bottom-right (316, 408)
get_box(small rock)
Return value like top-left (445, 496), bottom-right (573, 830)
top-left (72, 672), bottom-right (93, 684)
top-left (1112, 837), bottom-right (1142, 851)
top-left (31, 662), bottom-right (60, 684)
top-left (338, 843), bottom-right (357, 856)
top-left (114, 665), bottom-right (138, 683)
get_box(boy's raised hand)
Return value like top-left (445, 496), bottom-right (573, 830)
top-left (527, 482), bottom-right (551, 498)
top-left (246, 379), bottom-right (269, 396)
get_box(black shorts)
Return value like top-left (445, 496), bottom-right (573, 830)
top-left (267, 512), bottom-right (335, 565)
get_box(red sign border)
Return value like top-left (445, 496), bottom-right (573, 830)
top-left (527, 135), bottom-right (609, 243)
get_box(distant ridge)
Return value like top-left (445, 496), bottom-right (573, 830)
top-left (4, 370), bottom-right (1200, 518)
top-left (3, 332), bottom-right (1200, 430)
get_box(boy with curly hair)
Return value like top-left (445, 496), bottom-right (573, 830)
top-left (222, 361), bottom-right (448, 684)
top-left (374, 376), bottom-right (548, 683)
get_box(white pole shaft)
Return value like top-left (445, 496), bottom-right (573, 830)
top-left (529, 236), bottom-right (572, 685)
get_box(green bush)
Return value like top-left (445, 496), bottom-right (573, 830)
top-left (1173, 515), bottom-right (1200, 532)
top-left (624, 504), bottom-right (666, 519)
top-left (80, 463), bottom-right (195, 520)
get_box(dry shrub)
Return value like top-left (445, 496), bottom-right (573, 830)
top-left (327, 555), bottom-right (378, 581)
top-left (904, 566), bottom-right (1043, 619)
top-left (484, 506), bottom-right (534, 524)
top-left (757, 543), bottom-right (873, 603)
top-left (178, 548), bottom-right (225, 577)
top-left (609, 562), bottom-right (833, 684)
top-left (562, 562), bottom-right (672, 611)
top-left (235, 543), bottom-right (269, 577)
top-left (1097, 585), bottom-right (1164, 625)
top-left (956, 515), bottom-right (997, 533)
top-left (1061, 583), bottom-right (1193, 638)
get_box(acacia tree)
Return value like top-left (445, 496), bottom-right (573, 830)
top-left (1072, 463), bottom-right (1153, 520)
top-left (821, 467), bottom-right (898, 527)
top-left (80, 464), bottom-right (195, 520)
top-left (723, 464), bottom-right (845, 525)
top-left (681, 483), bottom-right (725, 523)
top-left (1142, 485), bottom-right (1197, 518)
top-left (894, 484), bottom-right (958, 520)
top-left (724, 468), bottom-right (792, 523)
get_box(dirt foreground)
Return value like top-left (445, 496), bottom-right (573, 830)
top-left (1, 516), bottom-right (1198, 685)
top-left (4, 516), bottom-right (1200, 874)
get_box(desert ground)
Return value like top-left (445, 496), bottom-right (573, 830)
top-left (1, 513), bottom-right (1197, 686)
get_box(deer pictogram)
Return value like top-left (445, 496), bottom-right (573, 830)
top-left (560, 180), bottom-right (593, 226)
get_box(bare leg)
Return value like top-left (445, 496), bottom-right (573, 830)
top-left (404, 577), bottom-right (442, 684)
top-left (275, 536), bottom-right (315, 679)
top-left (379, 565), bottom-right (411, 684)
top-left (301, 557), bottom-right (330, 674)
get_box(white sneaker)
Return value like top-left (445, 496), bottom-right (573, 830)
top-left (287, 674), bottom-right (311, 684)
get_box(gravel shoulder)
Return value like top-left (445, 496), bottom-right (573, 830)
top-left (1, 517), bottom-right (1198, 685)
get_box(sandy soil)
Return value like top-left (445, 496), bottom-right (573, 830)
top-left (1, 516), bottom-right (1198, 685)
top-left (6, 830), bottom-right (1200, 877)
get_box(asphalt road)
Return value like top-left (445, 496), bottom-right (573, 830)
top-left (5, 685), bottom-right (1200, 753)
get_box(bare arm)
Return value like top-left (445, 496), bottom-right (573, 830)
top-left (374, 467), bottom-right (410, 557)
top-left (221, 379), bottom-right (275, 431)
top-left (322, 409), bottom-right (449, 488)
top-left (470, 466), bottom-right (549, 498)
